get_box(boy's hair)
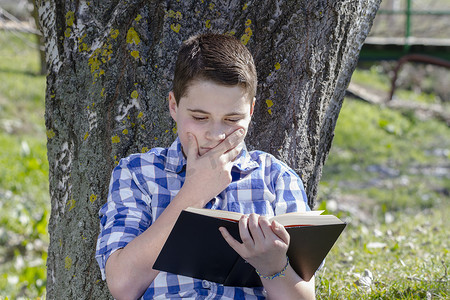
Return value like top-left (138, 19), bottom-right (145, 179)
top-left (172, 33), bottom-right (257, 104)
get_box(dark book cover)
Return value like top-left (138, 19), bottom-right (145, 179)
top-left (153, 210), bottom-right (346, 287)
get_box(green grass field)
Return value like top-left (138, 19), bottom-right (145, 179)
top-left (316, 98), bottom-right (449, 299)
top-left (0, 31), bottom-right (448, 299)
top-left (0, 31), bottom-right (48, 299)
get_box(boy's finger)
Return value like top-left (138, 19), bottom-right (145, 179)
top-left (224, 142), bottom-right (243, 162)
top-left (215, 128), bottom-right (245, 155)
top-left (247, 213), bottom-right (265, 244)
top-left (238, 215), bottom-right (254, 247)
top-left (259, 216), bottom-right (275, 240)
top-left (271, 220), bottom-right (290, 245)
top-left (219, 227), bottom-right (243, 253)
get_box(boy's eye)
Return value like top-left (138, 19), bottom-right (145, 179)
top-left (192, 116), bottom-right (207, 121)
top-left (226, 118), bottom-right (241, 123)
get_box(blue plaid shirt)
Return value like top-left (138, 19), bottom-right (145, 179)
top-left (96, 137), bottom-right (310, 299)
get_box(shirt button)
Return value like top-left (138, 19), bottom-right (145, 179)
top-left (202, 280), bottom-right (211, 289)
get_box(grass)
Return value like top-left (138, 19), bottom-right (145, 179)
top-left (351, 65), bottom-right (391, 93)
top-left (0, 31), bottom-right (449, 299)
top-left (0, 31), bottom-right (48, 299)
top-left (316, 73), bottom-right (449, 297)
top-left (319, 98), bottom-right (449, 212)
top-left (316, 205), bottom-right (449, 299)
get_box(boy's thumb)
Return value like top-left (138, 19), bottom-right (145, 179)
top-left (185, 133), bottom-right (198, 159)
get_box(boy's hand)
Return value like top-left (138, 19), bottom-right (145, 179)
top-left (181, 128), bottom-right (245, 208)
top-left (219, 214), bottom-right (290, 277)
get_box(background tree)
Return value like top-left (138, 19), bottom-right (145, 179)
top-left (35, 0), bottom-right (380, 298)
top-left (29, 0), bottom-right (47, 75)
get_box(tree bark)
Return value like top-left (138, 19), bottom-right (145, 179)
top-left (36, 0), bottom-right (380, 298)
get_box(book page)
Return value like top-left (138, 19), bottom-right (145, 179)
top-left (184, 207), bottom-right (331, 226)
top-left (184, 207), bottom-right (244, 222)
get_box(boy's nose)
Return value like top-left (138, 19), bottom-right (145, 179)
top-left (205, 124), bottom-right (228, 141)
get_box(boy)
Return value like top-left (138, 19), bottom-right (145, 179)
top-left (96, 33), bottom-right (315, 300)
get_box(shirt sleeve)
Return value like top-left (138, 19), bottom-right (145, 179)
top-left (95, 157), bottom-right (152, 280)
top-left (272, 162), bottom-right (310, 215)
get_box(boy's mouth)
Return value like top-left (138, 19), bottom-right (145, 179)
top-left (200, 147), bottom-right (213, 153)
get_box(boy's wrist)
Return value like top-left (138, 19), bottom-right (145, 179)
top-left (171, 185), bottom-right (209, 210)
top-left (255, 256), bottom-right (290, 280)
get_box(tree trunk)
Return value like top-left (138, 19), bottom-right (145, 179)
top-left (36, 0), bottom-right (380, 298)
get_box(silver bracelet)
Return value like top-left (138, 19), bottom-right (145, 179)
top-left (255, 256), bottom-right (289, 280)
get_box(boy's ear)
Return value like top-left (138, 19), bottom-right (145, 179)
top-left (168, 91), bottom-right (178, 121)
top-left (250, 97), bottom-right (256, 116)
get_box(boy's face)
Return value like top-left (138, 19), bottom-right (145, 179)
top-left (169, 80), bottom-right (255, 157)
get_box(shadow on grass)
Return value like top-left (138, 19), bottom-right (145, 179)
top-left (0, 67), bottom-right (43, 77)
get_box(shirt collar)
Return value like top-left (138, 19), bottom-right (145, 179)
top-left (232, 143), bottom-right (259, 172)
top-left (164, 137), bottom-right (187, 173)
top-left (164, 137), bottom-right (259, 174)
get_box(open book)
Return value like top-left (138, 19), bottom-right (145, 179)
top-left (153, 207), bottom-right (346, 287)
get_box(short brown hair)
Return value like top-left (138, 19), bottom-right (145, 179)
top-left (172, 33), bottom-right (257, 104)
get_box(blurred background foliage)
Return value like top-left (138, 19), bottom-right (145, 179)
top-left (0, 0), bottom-right (448, 299)
top-left (0, 33), bottom-right (47, 299)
